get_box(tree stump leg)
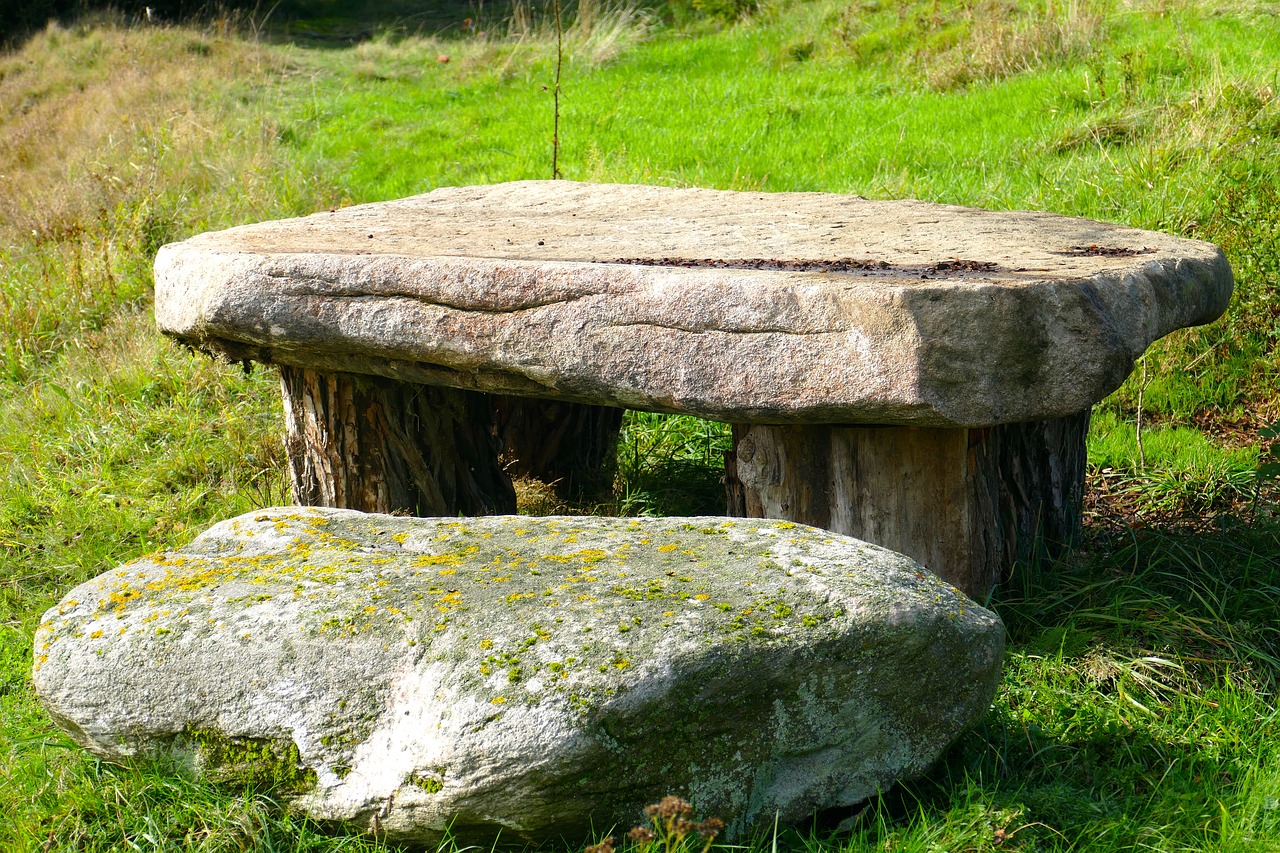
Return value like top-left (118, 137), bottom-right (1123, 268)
top-left (280, 366), bottom-right (516, 516)
top-left (724, 413), bottom-right (1089, 599)
top-left (493, 396), bottom-right (624, 499)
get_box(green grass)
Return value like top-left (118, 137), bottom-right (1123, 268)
top-left (2, 0), bottom-right (1280, 850)
top-left (1088, 409), bottom-right (1262, 514)
top-left (270, 0), bottom-right (1280, 418)
top-left (616, 413), bottom-right (733, 516)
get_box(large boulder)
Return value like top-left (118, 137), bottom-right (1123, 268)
top-left (34, 508), bottom-right (1004, 844)
top-left (154, 180), bottom-right (1232, 427)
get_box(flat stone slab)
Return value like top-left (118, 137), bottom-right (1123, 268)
top-left (35, 508), bottom-right (1003, 844)
top-left (155, 181), bottom-right (1231, 426)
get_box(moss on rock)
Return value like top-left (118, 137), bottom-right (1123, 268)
top-left (34, 507), bottom-right (1004, 845)
top-left (181, 727), bottom-right (317, 794)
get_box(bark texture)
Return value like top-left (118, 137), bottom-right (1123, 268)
top-left (724, 413), bottom-right (1089, 598)
top-left (976, 412), bottom-right (1090, 574)
top-left (494, 397), bottom-right (624, 498)
top-left (280, 366), bottom-right (515, 516)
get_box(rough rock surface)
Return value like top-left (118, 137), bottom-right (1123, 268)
top-left (35, 508), bottom-right (1004, 844)
top-left (155, 181), bottom-right (1232, 427)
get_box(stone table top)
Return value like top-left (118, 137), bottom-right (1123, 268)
top-left (155, 181), bottom-right (1232, 427)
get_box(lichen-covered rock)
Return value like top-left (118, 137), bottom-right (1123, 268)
top-left (34, 508), bottom-right (1003, 844)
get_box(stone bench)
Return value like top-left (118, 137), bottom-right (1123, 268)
top-left (155, 181), bottom-right (1232, 596)
top-left (35, 508), bottom-right (1004, 843)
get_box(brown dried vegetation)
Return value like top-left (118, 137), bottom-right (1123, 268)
top-left (0, 17), bottom-right (334, 381)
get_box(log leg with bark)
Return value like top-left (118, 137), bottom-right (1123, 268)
top-left (724, 413), bottom-right (1089, 599)
top-left (494, 397), bottom-right (624, 499)
top-left (280, 366), bottom-right (516, 517)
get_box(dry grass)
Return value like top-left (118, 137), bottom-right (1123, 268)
top-left (835, 0), bottom-right (1109, 90)
top-left (352, 0), bottom-right (657, 78)
top-left (567, 0), bottom-right (655, 66)
top-left (0, 18), bottom-right (280, 242)
top-left (928, 0), bottom-right (1107, 89)
top-left (507, 0), bottom-right (653, 67)
top-left (0, 17), bottom-right (336, 383)
top-left (512, 476), bottom-right (578, 515)
top-left (0, 4), bottom-right (651, 383)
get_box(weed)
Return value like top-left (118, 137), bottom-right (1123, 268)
top-left (615, 412), bottom-right (732, 517)
top-left (586, 796), bottom-right (725, 853)
top-left (552, 0), bottom-right (565, 178)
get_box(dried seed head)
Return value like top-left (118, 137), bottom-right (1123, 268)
top-left (585, 838), bottom-right (615, 853)
top-left (628, 827), bottom-right (656, 843)
top-left (698, 818), bottom-right (726, 839)
top-left (653, 796), bottom-right (694, 819)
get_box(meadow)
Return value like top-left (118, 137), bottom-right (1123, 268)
top-left (1, 0), bottom-right (1279, 849)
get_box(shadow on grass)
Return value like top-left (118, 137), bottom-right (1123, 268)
top-left (820, 698), bottom-right (1277, 852)
top-left (255, 0), bottom-right (525, 46)
top-left (824, 519), bottom-right (1280, 851)
top-left (1000, 520), bottom-right (1280, 687)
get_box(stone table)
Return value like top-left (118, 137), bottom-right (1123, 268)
top-left (155, 181), bottom-right (1232, 597)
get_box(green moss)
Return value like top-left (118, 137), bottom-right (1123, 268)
top-left (182, 727), bottom-right (316, 794)
top-left (319, 687), bottom-right (383, 754)
top-left (406, 770), bottom-right (445, 793)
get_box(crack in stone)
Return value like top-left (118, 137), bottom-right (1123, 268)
top-left (258, 274), bottom-right (609, 315)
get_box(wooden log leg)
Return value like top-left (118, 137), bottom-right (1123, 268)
top-left (493, 396), bottom-right (624, 499)
top-left (977, 413), bottom-right (1090, 572)
top-left (280, 366), bottom-right (516, 516)
top-left (724, 413), bottom-right (1089, 599)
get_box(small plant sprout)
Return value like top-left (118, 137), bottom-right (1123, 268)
top-left (1257, 422), bottom-right (1280, 482)
top-left (550, 0), bottom-right (564, 178)
top-left (625, 796), bottom-right (725, 853)
top-left (585, 837), bottom-right (616, 853)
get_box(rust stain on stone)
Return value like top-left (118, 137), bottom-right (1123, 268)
top-left (610, 257), bottom-right (1000, 277)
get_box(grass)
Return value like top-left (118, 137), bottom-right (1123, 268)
top-left (1, 0), bottom-right (1279, 850)
top-left (1088, 409), bottom-right (1262, 514)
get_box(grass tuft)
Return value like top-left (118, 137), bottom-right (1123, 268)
top-left (615, 412), bottom-right (732, 517)
top-left (832, 0), bottom-right (1107, 91)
